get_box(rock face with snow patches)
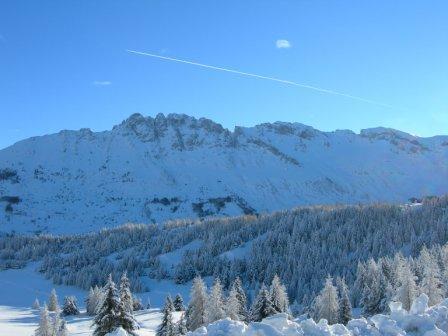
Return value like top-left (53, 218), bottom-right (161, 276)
top-left (0, 113), bottom-right (447, 233)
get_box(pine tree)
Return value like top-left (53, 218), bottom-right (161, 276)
top-left (226, 277), bottom-right (248, 321)
top-left (156, 296), bottom-right (176, 336)
top-left (52, 305), bottom-right (63, 336)
top-left (62, 296), bottom-right (79, 316)
top-left (205, 278), bottom-right (226, 324)
top-left (270, 274), bottom-right (289, 313)
top-left (33, 298), bottom-right (41, 310)
top-left (35, 305), bottom-right (52, 336)
top-left (120, 272), bottom-right (134, 313)
top-left (173, 294), bottom-right (185, 311)
top-left (250, 285), bottom-right (277, 322)
top-left (360, 260), bottom-right (389, 315)
top-left (93, 274), bottom-right (138, 336)
top-left (336, 278), bottom-right (352, 325)
top-left (313, 276), bottom-right (339, 324)
top-left (48, 289), bottom-right (59, 312)
top-left (396, 261), bottom-right (418, 311)
top-left (86, 286), bottom-right (103, 316)
top-left (186, 276), bottom-right (207, 331)
top-left (420, 253), bottom-right (443, 306)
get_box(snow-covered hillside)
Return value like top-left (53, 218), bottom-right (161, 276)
top-left (1, 113), bottom-right (447, 233)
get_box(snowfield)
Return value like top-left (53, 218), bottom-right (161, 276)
top-left (1, 294), bottom-right (448, 335)
top-left (1, 113), bottom-right (447, 234)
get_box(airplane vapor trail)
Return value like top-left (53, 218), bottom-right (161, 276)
top-left (127, 49), bottom-right (400, 110)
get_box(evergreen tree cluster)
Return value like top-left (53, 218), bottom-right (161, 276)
top-left (183, 275), bottom-right (288, 332)
top-left (353, 244), bottom-right (448, 314)
top-left (34, 296), bottom-right (68, 336)
top-left (93, 273), bottom-right (139, 336)
top-left (3, 196), bottom-right (448, 306)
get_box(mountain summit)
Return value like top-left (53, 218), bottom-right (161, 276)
top-left (1, 114), bottom-right (447, 233)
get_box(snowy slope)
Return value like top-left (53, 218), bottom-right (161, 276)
top-left (0, 113), bottom-right (447, 233)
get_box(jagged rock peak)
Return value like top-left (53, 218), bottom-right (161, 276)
top-left (115, 113), bottom-right (226, 134)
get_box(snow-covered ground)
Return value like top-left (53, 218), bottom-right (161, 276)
top-left (190, 295), bottom-right (448, 336)
top-left (0, 263), bottom-right (187, 335)
top-left (0, 305), bottom-right (179, 336)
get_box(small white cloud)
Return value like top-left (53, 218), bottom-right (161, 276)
top-left (92, 81), bottom-right (112, 86)
top-left (276, 39), bottom-right (291, 49)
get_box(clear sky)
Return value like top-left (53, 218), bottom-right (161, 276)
top-left (1, 0), bottom-right (447, 149)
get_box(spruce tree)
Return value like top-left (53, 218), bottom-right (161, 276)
top-left (120, 272), bottom-right (134, 313)
top-left (93, 274), bottom-right (138, 336)
top-left (336, 278), bottom-right (352, 324)
top-left (52, 305), bottom-right (64, 336)
top-left (156, 296), bottom-right (176, 336)
top-left (35, 304), bottom-right (52, 336)
top-left (421, 254), bottom-right (443, 306)
top-left (250, 285), bottom-right (277, 322)
top-left (227, 277), bottom-right (248, 321)
top-left (313, 276), bottom-right (339, 324)
top-left (62, 296), bottom-right (79, 316)
top-left (396, 261), bottom-right (418, 311)
top-left (186, 276), bottom-right (207, 331)
top-left (86, 286), bottom-right (103, 316)
top-left (48, 289), bottom-right (58, 312)
top-left (173, 293), bottom-right (185, 311)
top-left (33, 298), bottom-right (41, 310)
top-left (270, 274), bottom-right (289, 313)
top-left (205, 278), bottom-right (226, 324)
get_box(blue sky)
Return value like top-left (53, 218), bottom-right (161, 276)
top-left (1, 0), bottom-right (447, 149)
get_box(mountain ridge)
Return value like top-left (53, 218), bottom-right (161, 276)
top-left (0, 113), bottom-right (447, 234)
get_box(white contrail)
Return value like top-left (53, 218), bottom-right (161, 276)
top-left (126, 49), bottom-right (400, 110)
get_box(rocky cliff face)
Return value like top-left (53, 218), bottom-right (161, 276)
top-left (1, 113), bottom-right (447, 234)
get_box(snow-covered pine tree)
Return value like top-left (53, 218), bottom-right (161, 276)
top-left (395, 260), bottom-right (418, 311)
top-left (48, 289), bottom-right (59, 312)
top-left (173, 293), bottom-right (185, 311)
top-left (93, 274), bottom-right (138, 336)
top-left (52, 305), bottom-right (63, 336)
top-left (420, 254), bottom-right (443, 306)
top-left (270, 274), bottom-right (289, 313)
top-left (186, 276), bottom-right (207, 331)
top-left (93, 275), bottom-right (122, 336)
top-left (156, 296), bottom-right (176, 336)
top-left (360, 259), bottom-right (389, 315)
top-left (33, 298), bottom-right (41, 310)
top-left (205, 278), bottom-right (226, 324)
top-left (120, 272), bottom-right (134, 313)
top-left (35, 304), bottom-right (52, 336)
top-left (62, 296), bottom-right (79, 316)
top-left (336, 277), bottom-right (352, 324)
top-left (313, 276), bottom-right (339, 324)
top-left (86, 286), bottom-right (103, 316)
top-left (250, 285), bottom-right (277, 322)
top-left (226, 277), bottom-right (248, 321)
top-left (176, 313), bottom-right (188, 335)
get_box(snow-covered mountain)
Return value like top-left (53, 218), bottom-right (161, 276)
top-left (0, 113), bottom-right (447, 233)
